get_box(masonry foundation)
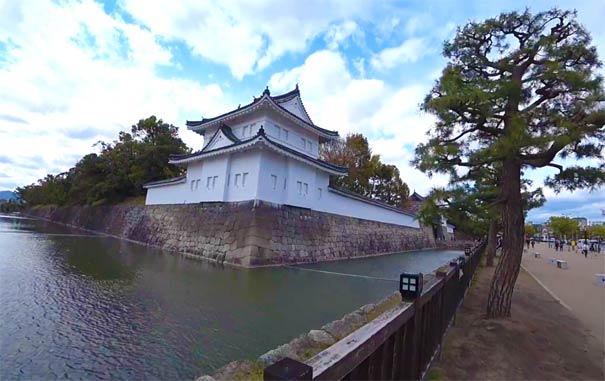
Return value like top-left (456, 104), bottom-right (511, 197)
top-left (27, 201), bottom-right (437, 267)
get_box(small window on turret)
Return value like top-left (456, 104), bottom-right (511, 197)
top-left (271, 174), bottom-right (277, 190)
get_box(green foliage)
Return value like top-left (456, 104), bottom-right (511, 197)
top-left (413, 8), bottom-right (604, 189)
top-left (587, 225), bottom-right (605, 239)
top-left (17, 116), bottom-right (189, 206)
top-left (545, 164), bottom-right (605, 192)
top-left (417, 166), bottom-right (544, 236)
top-left (321, 133), bottom-right (410, 208)
top-left (524, 224), bottom-right (537, 237)
top-left (0, 200), bottom-right (21, 213)
top-left (549, 216), bottom-right (580, 238)
top-left (417, 184), bottom-right (490, 236)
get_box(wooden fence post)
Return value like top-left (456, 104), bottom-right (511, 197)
top-left (405, 299), bottom-right (422, 380)
top-left (264, 358), bottom-right (313, 380)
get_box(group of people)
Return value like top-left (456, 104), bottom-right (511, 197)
top-left (506, 236), bottom-right (603, 258)
top-left (542, 237), bottom-right (602, 257)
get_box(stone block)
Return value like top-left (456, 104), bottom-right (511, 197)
top-left (307, 329), bottom-right (336, 347)
top-left (321, 312), bottom-right (366, 340)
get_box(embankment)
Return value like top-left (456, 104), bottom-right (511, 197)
top-left (26, 201), bottom-right (442, 267)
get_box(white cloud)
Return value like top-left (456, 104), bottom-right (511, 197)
top-left (324, 21), bottom-right (360, 50)
top-left (119, 0), bottom-right (370, 79)
top-left (370, 38), bottom-right (426, 70)
top-left (269, 49), bottom-right (446, 194)
top-left (0, 0), bottom-right (228, 189)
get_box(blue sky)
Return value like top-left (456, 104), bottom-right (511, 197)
top-left (0, 0), bottom-right (603, 222)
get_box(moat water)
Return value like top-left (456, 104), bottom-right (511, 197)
top-left (0, 214), bottom-right (461, 380)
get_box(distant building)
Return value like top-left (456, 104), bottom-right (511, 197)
top-left (538, 223), bottom-right (553, 239)
top-left (573, 217), bottom-right (589, 229)
top-left (591, 220), bottom-right (605, 226)
top-left (406, 191), bottom-right (425, 214)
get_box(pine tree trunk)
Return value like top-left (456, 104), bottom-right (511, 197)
top-left (486, 159), bottom-right (524, 318)
top-left (486, 218), bottom-right (498, 267)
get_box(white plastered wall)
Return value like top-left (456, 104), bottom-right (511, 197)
top-left (146, 150), bottom-right (419, 227)
top-left (144, 182), bottom-right (188, 204)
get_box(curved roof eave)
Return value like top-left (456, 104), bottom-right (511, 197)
top-left (186, 90), bottom-right (339, 139)
top-left (169, 129), bottom-right (347, 175)
top-left (143, 175), bottom-right (187, 189)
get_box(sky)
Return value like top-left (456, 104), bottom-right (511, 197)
top-left (0, 0), bottom-right (604, 223)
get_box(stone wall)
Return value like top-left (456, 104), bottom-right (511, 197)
top-left (27, 200), bottom-right (436, 267)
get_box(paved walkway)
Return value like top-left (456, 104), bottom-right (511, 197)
top-left (521, 242), bottom-right (605, 347)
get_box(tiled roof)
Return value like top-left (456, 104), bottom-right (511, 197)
top-left (143, 175), bottom-right (186, 189)
top-left (201, 124), bottom-right (241, 152)
top-left (186, 87), bottom-right (338, 138)
top-left (169, 127), bottom-right (347, 175)
top-left (409, 191), bottom-right (425, 202)
top-left (328, 185), bottom-right (417, 217)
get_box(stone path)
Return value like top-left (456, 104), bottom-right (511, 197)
top-left (521, 242), bottom-right (605, 347)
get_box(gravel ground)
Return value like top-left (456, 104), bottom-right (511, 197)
top-left (429, 258), bottom-right (605, 380)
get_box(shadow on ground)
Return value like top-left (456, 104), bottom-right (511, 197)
top-left (429, 263), bottom-right (605, 380)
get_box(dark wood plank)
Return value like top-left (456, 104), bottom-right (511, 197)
top-left (309, 302), bottom-right (415, 380)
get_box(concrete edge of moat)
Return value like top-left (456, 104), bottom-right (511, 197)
top-left (23, 202), bottom-right (473, 268)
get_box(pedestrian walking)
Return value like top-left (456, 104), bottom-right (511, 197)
top-left (571, 239), bottom-right (576, 252)
top-left (530, 238), bottom-right (535, 249)
top-left (525, 237), bottom-right (531, 249)
top-left (582, 242), bottom-right (589, 257)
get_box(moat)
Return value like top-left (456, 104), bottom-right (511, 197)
top-left (0, 214), bottom-right (461, 380)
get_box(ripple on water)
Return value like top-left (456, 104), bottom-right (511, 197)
top-left (1, 216), bottom-right (462, 380)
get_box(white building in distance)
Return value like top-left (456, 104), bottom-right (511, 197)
top-left (144, 87), bottom-right (419, 228)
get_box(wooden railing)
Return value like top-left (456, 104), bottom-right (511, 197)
top-left (264, 241), bottom-right (486, 380)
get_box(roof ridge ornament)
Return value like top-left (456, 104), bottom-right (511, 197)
top-left (263, 86), bottom-right (270, 96)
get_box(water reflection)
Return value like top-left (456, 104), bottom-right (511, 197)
top-left (0, 214), bottom-right (461, 380)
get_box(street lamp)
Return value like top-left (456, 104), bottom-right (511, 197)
top-left (399, 273), bottom-right (423, 300)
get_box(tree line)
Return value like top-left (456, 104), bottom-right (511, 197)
top-left (320, 133), bottom-right (410, 209)
top-left (525, 217), bottom-right (605, 240)
top-left (17, 116), bottom-right (189, 206)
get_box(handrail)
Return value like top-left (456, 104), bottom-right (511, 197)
top-left (309, 302), bottom-right (415, 380)
top-left (263, 241), bottom-right (487, 381)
